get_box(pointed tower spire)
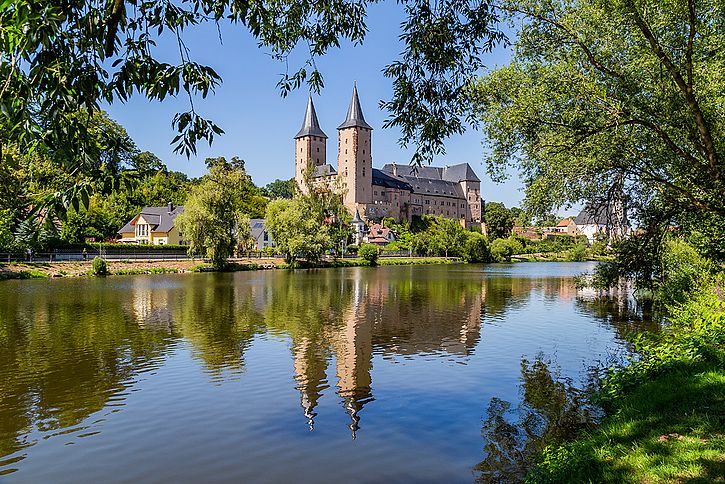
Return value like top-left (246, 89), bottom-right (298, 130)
top-left (338, 82), bottom-right (372, 130)
top-left (295, 96), bottom-right (328, 139)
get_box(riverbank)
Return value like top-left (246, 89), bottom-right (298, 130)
top-left (528, 282), bottom-right (725, 483)
top-left (0, 256), bottom-right (461, 279)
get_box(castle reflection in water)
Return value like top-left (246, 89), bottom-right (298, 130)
top-left (124, 266), bottom-right (635, 438)
top-left (0, 264), bottom-right (647, 467)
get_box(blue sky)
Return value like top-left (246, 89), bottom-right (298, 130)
top-left (105, 3), bottom-right (526, 207)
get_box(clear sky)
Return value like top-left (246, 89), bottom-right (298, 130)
top-left (104, 3), bottom-right (526, 208)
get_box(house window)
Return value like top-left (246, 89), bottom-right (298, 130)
top-left (137, 224), bottom-right (149, 237)
top-left (263, 232), bottom-right (269, 241)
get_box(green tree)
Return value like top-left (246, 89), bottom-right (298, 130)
top-left (175, 161), bottom-right (255, 268)
top-left (263, 179), bottom-right (296, 200)
top-left (2, 0), bottom-right (504, 178)
top-left (265, 198), bottom-right (331, 265)
top-left (485, 202), bottom-right (515, 240)
top-left (358, 244), bottom-right (379, 265)
top-left (462, 231), bottom-right (491, 263)
top-left (473, 0), bottom-right (725, 231)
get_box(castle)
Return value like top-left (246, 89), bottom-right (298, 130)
top-left (294, 84), bottom-right (483, 228)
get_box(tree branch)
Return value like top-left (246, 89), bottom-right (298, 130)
top-left (626, 0), bottom-right (721, 180)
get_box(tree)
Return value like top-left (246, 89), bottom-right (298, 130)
top-left (429, 217), bottom-right (467, 257)
top-left (473, 0), bottom-right (725, 230)
top-left (263, 179), bottom-right (296, 200)
top-left (2, 1), bottom-right (505, 209)
top-left (358, 244), bottom-right (379, 265)
top-left (265, 198), bottom-right (331, 265)
top-left (462, 231), bottom-right (491, 263)
top-left (175, 161), bottom-right (255, 268)
top-left (485, 202), bottom-right (515, 240)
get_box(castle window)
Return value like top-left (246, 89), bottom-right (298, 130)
top-left (362, 167), bottom-right (366, 176)
top-left (362, 150), bottom-right (365, 154)
top-left (317, 147), bottom-right (319, 152)
top-left (345, 149), bottom-right (348, 154)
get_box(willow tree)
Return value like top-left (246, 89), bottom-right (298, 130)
top-left (473, 0), bottom-right (725, 237)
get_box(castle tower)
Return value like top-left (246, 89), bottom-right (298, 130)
top-left (294, 96), bottom-right (328, 192)
top-left (337, 83), bottom-right (373, 215)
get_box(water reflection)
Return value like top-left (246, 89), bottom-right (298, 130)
top-left (475, 356), bottom-right (597, 482)
top-left (0, 264), bottom-right (650, 479)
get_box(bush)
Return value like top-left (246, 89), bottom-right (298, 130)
top-left (491, 238), bottom-right (514, 262)
top-left (90, 256), bottom-right (109, 276)
top-left (490, 237), bottom-right (524, 262)
top-left (566, 243), bottom-right (587, 262)
top-left (358, 244), bottom-right (379, 265)
top-left (462, 232), bottom-right (491, 262)
top-left (346, 244), bottom-right (359, 254)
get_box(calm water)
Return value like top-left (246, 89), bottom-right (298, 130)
top-left (0, 263), bottom-right (649, 483)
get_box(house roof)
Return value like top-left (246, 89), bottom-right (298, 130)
top-left (338, 82), bottom-right (372, 130)
top-left (118, 205), bottom-right (184, 234)
top-left (294, 96), bottom-right (328, 139)
top-left (574, 204), bottom-right (627, 226)
top-left (557, 219), bottom-right (572, 227)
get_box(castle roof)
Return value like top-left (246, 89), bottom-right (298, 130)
top-left (403, 176), bottom-right (465, 198)
top-left (381, 162), bottom-right (480, 183)
top-left (371, 168), bottom-right (413, 191)
top-left (312, 164), bottom-right (337, 177)
top-left (338, 82), bottom-right (372, 130)
top-left (351, 208), bottom-right (364, 224)
top-left (294, 96), bottom-right (328, 139)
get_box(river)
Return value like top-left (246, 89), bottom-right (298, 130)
top-left (0, 262), bottom-right (651, 482)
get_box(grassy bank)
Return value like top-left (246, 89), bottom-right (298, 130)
top-left (0, 256), bottom-right (461, 280)
top-left (528, 282), bottom-right (725, 483)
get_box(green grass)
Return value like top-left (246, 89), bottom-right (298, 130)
top-left (528, 284), bottom-right (725, 483)
top-left (0, 270), bottom-right (49, 280)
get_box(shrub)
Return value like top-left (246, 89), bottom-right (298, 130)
top-left (462, 232), bottom-right (491, 262)
top-left (566, 243), bottom-right (588, 262)
top-left (490, 238), bottom-right (514, 262)
top-left (490, 237), bottom-right (524, 262)
top-left (90, 256), bottom-right (109, 276)
top-left (358, 244), bottom-right (379, 265)
top-left (346, 244), bottom-right (359, 254)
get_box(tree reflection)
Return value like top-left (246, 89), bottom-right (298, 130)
top-left (476, 356), bottom-right (596, 483)
top-left (0, 280), bottom-right (173, 470)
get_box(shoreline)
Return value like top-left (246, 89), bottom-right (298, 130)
top-left (0, 256), bottom-right (464, 280)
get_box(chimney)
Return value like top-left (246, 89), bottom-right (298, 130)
top-left (168, 202), bottom-right (174, 213)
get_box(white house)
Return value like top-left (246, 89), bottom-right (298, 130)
top-left (574, 204), bottom-right (630, 243)
top-left (250, 219), bottom-right (275, 250)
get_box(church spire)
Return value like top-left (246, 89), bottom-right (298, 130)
top-left (294, 96), bottom-right (328, 139)
top-left (338, 81), bottom-right (372, 130)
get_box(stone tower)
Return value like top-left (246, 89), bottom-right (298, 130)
top-left (337, 83), bottom-right (373, 214)
top-left (294, 96), bottom-right (327, 193)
